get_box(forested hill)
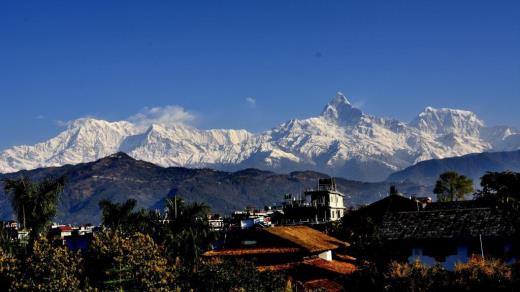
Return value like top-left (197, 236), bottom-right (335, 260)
top-left (0, 152), bottom-right (425, 224)
top-left (387, 150), bottom-right (520, 186)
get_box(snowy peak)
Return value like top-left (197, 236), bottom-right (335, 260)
top-left (321, 92), bottom-right (363, 125)
top-left (410, 106), bottom-right (484, 136)
top-left (1, 92), bottom-right (519, 182)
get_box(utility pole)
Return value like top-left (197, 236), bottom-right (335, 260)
top-left (174, 195), bottom-right (177, 219)
top-left (479, 234), bottom-right (485, 259)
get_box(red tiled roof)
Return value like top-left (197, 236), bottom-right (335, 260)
top-left (304, 279), bottom-right (343, 292)
top-left (58, 226), bottom-right (73, 232)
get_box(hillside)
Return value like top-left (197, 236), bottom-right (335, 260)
top-left (0, 153), bottom-right (425, 224)
top-left (387, 150), bottom-right (520, 186)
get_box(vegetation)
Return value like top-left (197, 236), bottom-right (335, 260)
top-left (86, 231), bottom-right (174, 291)
top-left (433, 171), bottom-right (474, 202)
top-left (475, 171), bottom-right (520, 210)
top-left (3, 176), bottom-right (65, 245)
top-left (1, 174), bottom-right (519, 291)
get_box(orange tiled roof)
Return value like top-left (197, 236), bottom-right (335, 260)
top-left (263, 225), bottom-right (349, 253)
top-left (303, 258), bottom-right (356, 275)
top-left (336, 253), bottom-right (357, 262)
top-left (203, 247), bottom-right (301, 257)
top-left (257, 261), bottom-right (302, 272)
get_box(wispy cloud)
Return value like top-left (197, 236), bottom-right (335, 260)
top-left (128, 105), bottom-right (196, 129)
top-left (35, 115), bottom-right (45, 120)
top-left (352, 99), bottom-right (365, 109)
top-left (245, 97), bottom-right (256, 107)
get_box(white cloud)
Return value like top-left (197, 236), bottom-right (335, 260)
top-left (128, 105), bottom-right (195, 129)
top-left (35, 115), bottom-right (45, 120)
top-left (246, 97), bottom-right (256, 107)
top-left (54, 120), bottom-right (70, 127)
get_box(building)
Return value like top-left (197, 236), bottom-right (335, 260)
top-left (282, 178), bottom-right (346, 224)
top-left (204, 225), bottom-right (356, 289)
top-left (379, 201), bottom-right (517, 269)
top-left (351, 194), bottom-right (518, 269)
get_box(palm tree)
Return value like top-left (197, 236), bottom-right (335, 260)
top-left (3, 176), bottom-right (65, 245)
top-left (164, 198), bottom-right (215, 269)
top-left (98, 198), bottom-right (139, 232)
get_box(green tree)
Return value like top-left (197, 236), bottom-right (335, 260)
top-left (164, 198), bottom-right (215, 269)
top-left (186, 259), bottom-right (287, 292)
top-left (98, 198), bottom-right (140, 233)
top-left (476, 171), bottom-right (520, 210)
top-left (0, 248), bottom-right (20, 291)
top-left (433, 171), bottom-right (474, 202)
top-left (389, 185), bottom-right (399, 196)
top-left (86, 231), bottom-right (174, 291)
top-left (17, 238), bottom-right (83, 291)
top-left (3, 176), bottom-right (65, 244)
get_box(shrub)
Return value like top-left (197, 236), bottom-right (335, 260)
top-left (385, 260), bottom-right (450, 292)
top-left (453, 256), bottom-right (512, 291)
top-left (16, 238), bottom-right (83, 291)
top-left (86, 231), bottom-right (175, 291)
top-left (0, 248), bottom-right (20, 292)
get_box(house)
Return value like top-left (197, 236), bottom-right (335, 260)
top-left (50, 225), bottom-right (74, 243)
top-left (281, 178), bottom-right (346, 224)
top-left (375, 200), bottom-right (518, 269)
top-left (204, 225), bottom-right (356, 288)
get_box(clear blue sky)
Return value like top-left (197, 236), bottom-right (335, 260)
top-left (1, 1), bottom-right (519, 149)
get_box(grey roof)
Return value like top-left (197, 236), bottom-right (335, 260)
top-left (379, 207), bottom-right (516, 241)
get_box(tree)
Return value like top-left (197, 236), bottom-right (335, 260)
top-left (86, 231), bottom-right (174, 291)
top-left (98, 198), bottom-right (141, 233)
top-left (476, 171), bottom-right (520, 210)
top-left (163, 198), bottom-right (215, 269)
top-left (17, 238), bottom-right (83, 291)
top-left (3, 176), bottom-right (65, 244)
top-left (433, 171), bottom-right (474, 202)
top-left (0, 248), bottom-right (20, 291)
top-left (389, 185), bottom-right (399, 196)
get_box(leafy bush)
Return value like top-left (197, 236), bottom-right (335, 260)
top-left (86, 231), bottom-right (175, 291)
top-left (16, 238), bottom-right (83, 291)
top-left (453, 256), bottom-right (512, 291)
top-left (385, 260), bottom-right (450, 292)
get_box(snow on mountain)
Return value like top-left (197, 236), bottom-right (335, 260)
top-left (1, 92), bottom-right (519, 181)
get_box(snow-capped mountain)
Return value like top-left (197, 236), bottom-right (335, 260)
top-left (1, 92), bottom-right (519, 181)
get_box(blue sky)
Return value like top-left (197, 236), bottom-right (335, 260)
top-left (1, 1), bottom-right (519, 149)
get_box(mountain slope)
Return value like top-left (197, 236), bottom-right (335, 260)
top-left (387, 150), bottom-right (520, 186)
top-left (0, 153), bottom-right (424, 224)
top-left (1, 92), bottom-right (519, 181)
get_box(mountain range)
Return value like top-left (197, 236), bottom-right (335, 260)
top-left (1, 92), bottom-right (519, 181)
top-left (0, 153), bottom-right (425, 224)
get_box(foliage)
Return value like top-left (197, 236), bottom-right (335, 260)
top-left (0, 248), bottom-right (20, 292)
top-left (342, 262), bottom-right (386, 292)
top-left (389, 185), bottom-right (399, 196)
top-left (184, 258), bottom-right (287, 292)
top-left (453, 256), bottom-right (512, 291)
top-left (433, 171), bottom-right (474, 202)
top-left (163, 198), bottom-right (216, 268)
top-left (3, 176), bottom-right (65, 243)
top-left (16, 238), bottom-right (83, 292)
top-left (86, 230), bottom-right (175, 291)
top-left (475, 171), bottom-right (520, 210)
top-left (385, 260), bottom-right (450, 292)
top-left (98, 198), bottom-right (139, 232)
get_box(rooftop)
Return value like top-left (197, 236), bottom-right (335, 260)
top-left (264, 225), bottom-right (349, 253)
top-left (379, 207), bottom-right (516, 241)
